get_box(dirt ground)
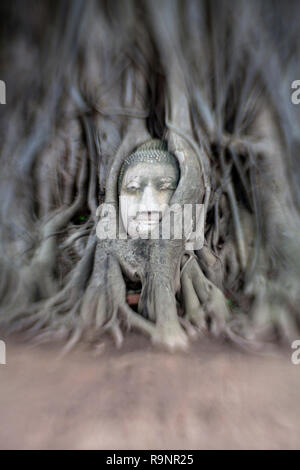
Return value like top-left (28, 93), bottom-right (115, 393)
top-left (0, 334), bottom-right (299, 449)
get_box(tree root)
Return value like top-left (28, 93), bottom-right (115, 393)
top-left (246, 273), bottom-right (300, 344)
top-left (180, 254), bottom-right (230, 337)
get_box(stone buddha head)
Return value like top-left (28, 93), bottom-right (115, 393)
top-left (118, 139), bottom-right (180, 238)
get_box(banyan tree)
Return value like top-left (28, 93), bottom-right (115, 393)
top-left (0, 0), bottom-right (300, 350)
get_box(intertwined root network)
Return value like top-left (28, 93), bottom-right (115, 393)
top-left (0, 0), bottom-right (300, 350)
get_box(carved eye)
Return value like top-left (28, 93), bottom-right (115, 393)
top-left (159, 183), bottom-right (175, 191)
top-left (126, 183), bottom-right (140, 193)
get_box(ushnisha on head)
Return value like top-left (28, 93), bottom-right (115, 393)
top-left (118, 139), bottom-right (179, 193)
top-left (118, 139), bottom-right (180, 238)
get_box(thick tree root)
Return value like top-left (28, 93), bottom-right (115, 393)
top-left (246, 273), bottom-right (300, 344)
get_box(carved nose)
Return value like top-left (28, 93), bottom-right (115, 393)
top-left (139, 186), bottom-right (160, 213)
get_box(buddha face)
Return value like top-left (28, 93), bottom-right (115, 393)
top-left (119, 161), bottom-right (179, 238)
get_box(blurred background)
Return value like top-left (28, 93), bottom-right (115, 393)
top-left (0, 0), bottom-right (300, 449)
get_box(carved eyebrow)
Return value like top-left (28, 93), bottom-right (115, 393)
top-left (158, 177), bottom-right (176, 182)
top-left (124, 176), bottom-right (143, 186)
top-left (126, 175), bottom-right (141, 182)
top-left (124, 175), bottom-right (177, 187)
top-left (126, 180), bottom-right (140, 185)
top-left (156, 177), bottom-right (178, 186)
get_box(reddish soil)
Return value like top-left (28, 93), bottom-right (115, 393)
top-left (0, 335), bottom-right (299, 449)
